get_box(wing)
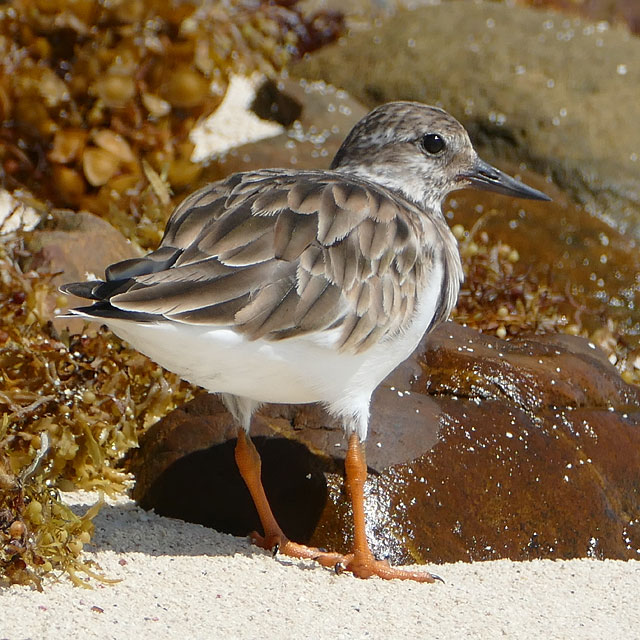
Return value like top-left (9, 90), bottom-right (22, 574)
top-left (64, 169), bottom-right (447, 353)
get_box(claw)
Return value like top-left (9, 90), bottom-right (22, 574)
top-left (334, 562), bottom-right (345, 575)
top-left (272, 543), bottom-right (279, 558)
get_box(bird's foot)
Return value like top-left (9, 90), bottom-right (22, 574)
top-left (335, 551), bottom-right (440, 583)
top-left (249, 531), bottom-right (347, 566)
top-left (250, 533), bottom-right (439, 582)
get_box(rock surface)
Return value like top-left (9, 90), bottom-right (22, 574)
top-left (24, 209), bottom-right (141, 333)
top-left (520, 0), bottom-right (640, 33)
top-left (26, 210), bottom-right (140, 290)
top-left (293, 1), bottom-right (640, 237)
top-left (446, 168), bottom-right (640, 353)
top-left (126, 322), bottom-right (640, 564)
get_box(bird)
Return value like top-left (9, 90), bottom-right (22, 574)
top-left (61, 102), bottom-right (550, 582)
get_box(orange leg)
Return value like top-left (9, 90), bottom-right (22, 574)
top-left (234, 429), bottom-right (438, 582)
top-left (234, 430), bottom-right (345, 566)
top-left (340, 432), bottom-right (437, 582)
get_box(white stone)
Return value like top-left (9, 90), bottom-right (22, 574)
top-left (190, 73), bottom-right (284, 162)
top-left (0, 190), bottom-right (40, 234)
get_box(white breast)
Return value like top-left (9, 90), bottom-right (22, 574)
top-left (102, 261), bottom-right (445, 440)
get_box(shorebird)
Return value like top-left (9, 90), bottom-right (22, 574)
top-left (62, 102), bottom-right (549, 582)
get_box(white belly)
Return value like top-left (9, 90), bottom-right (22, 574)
top-left (101, 262), bottom-right (445, 436)
top-left (108, 318), bottom-right (365, 404)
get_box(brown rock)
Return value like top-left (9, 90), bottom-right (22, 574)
top-left (446, 167), bottom-right (640, 350)
top-left (24, 209), bottom-right (140, 331)
top-left (26, 210), bottom-right (139, 287)
top-left (126, 322), bottom-right (640, 564)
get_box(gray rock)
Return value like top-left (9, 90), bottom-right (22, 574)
top-left (26, 210), bottom-right (140, 290)
top-left (293, 1), bottom-right (640, 236)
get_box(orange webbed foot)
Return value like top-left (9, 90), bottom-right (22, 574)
top-left (249, 533), bottom-right (439, 582)
top-left (248, 530), bottom-right (348, 567)
top-left (337, 551), bottom-right (441, 583)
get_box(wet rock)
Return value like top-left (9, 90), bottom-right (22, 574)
top-left (127, 395), bottom-right (334, 542)
top-left (518, 0), bottom-right (640, 34)
top-left (365, 322), bottom-right (640, 564)
top-left (447, 167), bottom-right (640, 352)
top-left (250, 78), bottom-right (303, 127)
top-left (127, 322), bottom-right (640, 564)
top-left (293, 1), bottom-right (640, 237)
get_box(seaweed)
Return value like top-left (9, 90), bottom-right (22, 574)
top-left (0, 0), bottom-right (343, 248)
top-left (0, 228), bottom-right (198, 587)
top-left (451, 222), bottom-right (640, 385)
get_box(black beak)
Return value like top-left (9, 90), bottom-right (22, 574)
top-left (463, 157), bottom-right (551, 201)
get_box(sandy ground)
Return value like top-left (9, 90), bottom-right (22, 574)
top-left (1, 491), bottom-right (638, 640)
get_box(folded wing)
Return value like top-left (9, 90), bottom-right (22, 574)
top-left (63, 169), bottom-right (443, 353)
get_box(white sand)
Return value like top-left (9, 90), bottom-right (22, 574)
top-left (2, 491), bottom-right (638, 640)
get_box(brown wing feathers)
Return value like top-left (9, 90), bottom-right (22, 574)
top-left (94, 171), bottom-right (435, 352)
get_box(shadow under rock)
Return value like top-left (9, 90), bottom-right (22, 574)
top-left (86, 499), bottom-right (342, 575)
top-left (72, 436), bottom-right (333, 558)
top-left (136, 436), bottom-right (332, 544)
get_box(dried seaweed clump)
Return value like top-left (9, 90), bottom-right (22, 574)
top-left (0, 435), bottom-right (100, 590)
top-left (0, 235), bottom-right (196, 585)
top-left (452, 223), bottom-right (566, 336)
top-left (0, 0), bottom-right (343, 247)
top-left (452, 223), bottom-right (640, 386)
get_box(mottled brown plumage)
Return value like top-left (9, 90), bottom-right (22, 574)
top-left (103, 169), bottom-right (456, 352)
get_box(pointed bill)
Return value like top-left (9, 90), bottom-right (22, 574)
top-left (463, 157), bottom-right (551, 201)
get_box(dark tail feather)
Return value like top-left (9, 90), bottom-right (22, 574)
top-left (71, 301), bottom-right (159, 322)
top-left (61, 246), bottom-right (181, 320)
top-left (59, 281), bottom-right (103, 300)
top-left (105, 246), bottom-right (180, 281)
top-left (60, 278), bottom-right (136, 301)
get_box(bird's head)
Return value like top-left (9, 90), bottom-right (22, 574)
top-left (331, 102), bottom-right (550, 211)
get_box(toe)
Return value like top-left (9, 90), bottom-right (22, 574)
top-left (346, 557), bottom-right (437, 583)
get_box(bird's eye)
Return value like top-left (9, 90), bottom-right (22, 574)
top-left (421, 133), bottom-right (446, 155)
